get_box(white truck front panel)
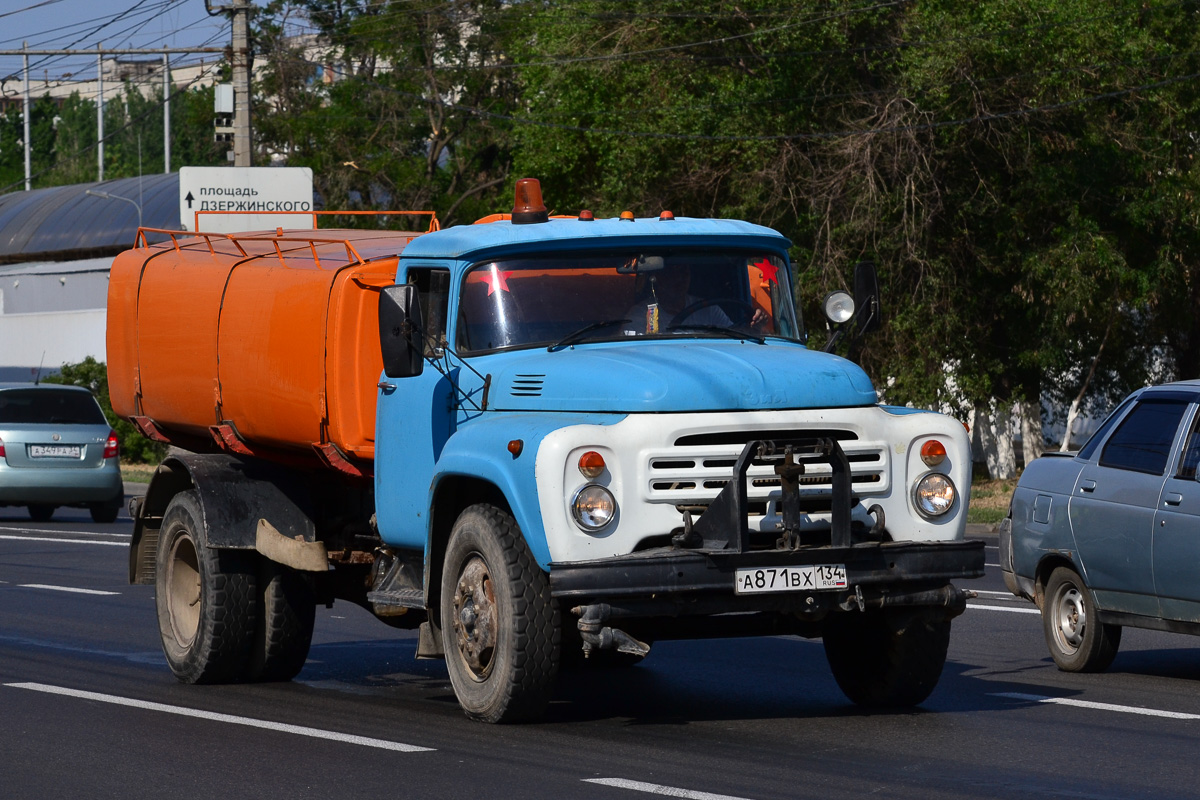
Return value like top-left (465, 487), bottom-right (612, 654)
top-left (534, 406), bottom-right (971, 564)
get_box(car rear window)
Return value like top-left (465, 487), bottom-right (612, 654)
top-left (0, 389), bottom-right (107, 425)
top-left (1099, 398), bottom-right (1189, 475)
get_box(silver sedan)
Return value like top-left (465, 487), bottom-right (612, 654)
top-left (0, 383), bottom-right (124, 523)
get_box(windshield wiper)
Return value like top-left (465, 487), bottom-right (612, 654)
top-left (548, 319), bottom-right (631, 352)
top-left (665, 324), bottom-right (766, 344)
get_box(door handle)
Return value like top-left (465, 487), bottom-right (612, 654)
top-left (1165, 492), bottom-right (1184, 507)
top-left (1080, 479), bottom-right (1097, 493)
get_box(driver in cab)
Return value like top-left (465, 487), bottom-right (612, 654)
top-left (622, 262), bottom-right (766, 335)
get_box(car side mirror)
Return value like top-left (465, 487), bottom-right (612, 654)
top-left (379, 285), bottom-right (425, 378)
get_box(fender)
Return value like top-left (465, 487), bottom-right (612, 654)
top-left (128, 452), bottom-right (318, 584)
top-left (426, 411), bottom-right (625, 570)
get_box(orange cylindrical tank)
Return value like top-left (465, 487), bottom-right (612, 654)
top-left (107, 228), bottom-right (422, 472)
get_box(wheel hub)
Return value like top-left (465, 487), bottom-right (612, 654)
top-left (165, 534), bottom-right (201, 647)
top-left (452, 556), bottom-right (497, 679)
top-left (1054, 586), bottom-right (1086, 652)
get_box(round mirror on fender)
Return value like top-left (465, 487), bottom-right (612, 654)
top-left (823, 291), bottom-right (855, 324)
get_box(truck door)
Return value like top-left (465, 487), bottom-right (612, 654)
top-left (375, 267), bottom-right (454, 551)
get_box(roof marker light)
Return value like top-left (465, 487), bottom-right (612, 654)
top-left (659, 210), bottom-right (675, 220)
top-left (619, 211), bottom-right (635, 221)
top-left (511, 178), bottom-right (550, 225)
top-left (578, 209), bottom-right (594, 221)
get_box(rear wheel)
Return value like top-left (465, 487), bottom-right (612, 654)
top-left (440, 504), bottom-right (559, 723)
top-left (155, 491), bottom-right (257, 684)
top-left (28, 504), bottom-right (54, 522)
top-left (89, 493), bottom-right (122, 524)
top-left (822, 609), bottom-right (951, 707)
top-left (1042, 566), bottom-right (1121, 672)
top-left (244, 558), bottom-right (316, 682)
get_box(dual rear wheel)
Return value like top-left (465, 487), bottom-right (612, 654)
top-left (155, 491), bottom-right (315, 684)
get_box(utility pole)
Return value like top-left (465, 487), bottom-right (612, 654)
top-left (231, 0), bottom-right (252, 167)
top-left (22, 42), bottom-right (30, 191)
top-left (163, 54), bottom-right (170, 174)
top-left (97, 44), bottom-right (104, 182)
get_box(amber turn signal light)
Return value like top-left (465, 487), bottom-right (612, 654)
top-left (920, 439), bottom-right (947, 466)
top-left (578, 450), bottom-right (606, 478)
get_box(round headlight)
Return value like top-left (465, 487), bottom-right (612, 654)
top-left (572, 484), bottom-right (616, 531)
top-left (823, 291), bottom-right (855, 324)
top-left (914, 473), bottom-right (956, 518)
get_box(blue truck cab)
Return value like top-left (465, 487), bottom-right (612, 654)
top-left (369, 181), bottom-right (985, 721)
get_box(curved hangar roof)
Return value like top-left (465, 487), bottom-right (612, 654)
top-left (0, 173), bottom-right (179, 264)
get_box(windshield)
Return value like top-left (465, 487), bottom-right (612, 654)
top-left (456, 250), bottom-right (800, 353)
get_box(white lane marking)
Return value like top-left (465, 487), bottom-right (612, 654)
top-left (584, 778), bottom-right (754, 800)
top-left (992, 692), bottom-right (1200, 720)
top-left (968, 603), bottom-right (1040, 615)
top-left (0, 534), bottom-right (127, 547)
top-left (1, 526), bottom-right (129, 537)
top-left (985, 562), bottom-right (1000, 567)
top-left (974, 590), bottom-right (1016, 596)
top-left (17, 584), bottom-right (120, 596)
top-left (5, 683), bottom-right (435, 753)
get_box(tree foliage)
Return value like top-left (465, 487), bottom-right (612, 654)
top-left (0, 78), bottom-right (227, 193)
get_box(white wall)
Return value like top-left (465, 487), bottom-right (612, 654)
top-left (0, 309), bottom-right (106, 381)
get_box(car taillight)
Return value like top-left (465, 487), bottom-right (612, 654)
top-left (0, 437), bottom-right (5, 458)
top-left (103, 431), bottom-right (119, 459)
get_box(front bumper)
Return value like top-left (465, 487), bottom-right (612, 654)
top-left (551, 539), bottom-right (985, 610)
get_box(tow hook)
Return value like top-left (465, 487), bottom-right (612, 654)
top-left (572, 603), bottom-right (650, 658)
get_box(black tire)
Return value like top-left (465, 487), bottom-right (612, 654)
top-left (822, 609), bottom-right (951, 707)
top-left (244, 558), bottom-right (316, 682)
top-left (28, 504), bottom-right (55, 522)
top-left (89, 494), bottom-right (122, 524)
top-left (1042, 566), bottom-right (1121, 672)
top-left (155, 491), bottom-right (258, 684)
top-left (440, 504), bottom-right (559, 723)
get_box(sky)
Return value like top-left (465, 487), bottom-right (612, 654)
top-left (0, 0), bottom-right (235, 88)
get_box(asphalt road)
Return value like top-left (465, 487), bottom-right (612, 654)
top-left (3, 503), bottom-right (1200, 800)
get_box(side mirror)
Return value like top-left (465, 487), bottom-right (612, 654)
top-left (379, 285), bottom-right (425, 378)
top-left (853, 261), bottom-right (881, 335)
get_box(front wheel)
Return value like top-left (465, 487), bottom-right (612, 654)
top-left (440, 504), bottom-right (559, 723)
top-left (155, 491), bottom-right (257, 684)
top-left (1042, 566), bottom-right (1121, 672)
top-left (822, 609), bottom-right (951, 707)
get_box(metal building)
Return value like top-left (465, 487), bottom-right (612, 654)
top-left (0, 174), bottom-right (179, 382)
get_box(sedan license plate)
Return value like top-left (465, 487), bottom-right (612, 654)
top-left (29, 444), bottom-right (81, 459)
top-left (734, 564), bottom-right (848, 594)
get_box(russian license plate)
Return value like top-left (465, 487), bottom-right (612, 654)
top-left (734, 564), bottom-right (848, 594)
top-left (29, 444), bottom-right (81, 459)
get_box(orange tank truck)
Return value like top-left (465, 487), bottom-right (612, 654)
top-left (115, 180), bottom-right (985, 726)
top-left (107, 227), bottom-right (423, 475)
